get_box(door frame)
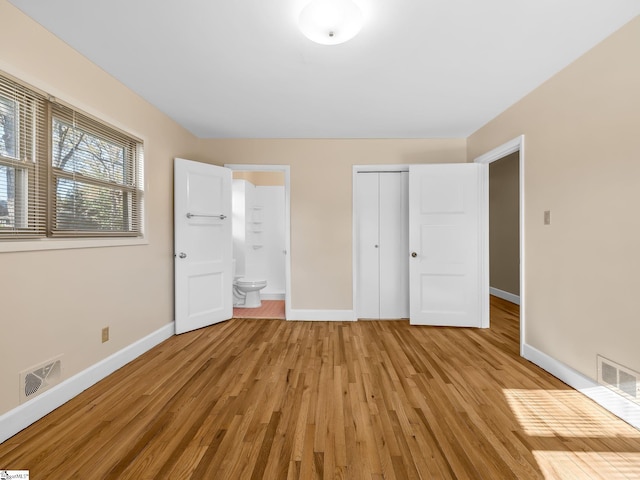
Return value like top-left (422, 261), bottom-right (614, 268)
top-left (224, 164), bottom-right (292, 320)
top-left (473, 135), bottom-right (525, 355)
top-left (352, 164), bottom-right (409, 320)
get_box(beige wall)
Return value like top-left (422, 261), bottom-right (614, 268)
top-left (489, 152), bottom-right (520, 295)
top-left (468, 17), bottom-right (640, 380)
top-left (0, 1), bottom-right (202, 416)
top-left (232, 170), bottom-right (285, 186)
top-left (198, 139), bottom-right (467, 309)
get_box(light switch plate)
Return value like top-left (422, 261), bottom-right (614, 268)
top-left (544, 210), bottom-right (551, 225)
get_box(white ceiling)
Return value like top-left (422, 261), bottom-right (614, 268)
top-left (8, 0), bottom-right (640, 138)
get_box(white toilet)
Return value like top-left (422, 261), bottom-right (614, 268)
top-left (233, 277), bottom-right (267, 308)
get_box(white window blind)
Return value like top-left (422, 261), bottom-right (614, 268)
top-left (0, 75), bottom-right (48, 238)
top-left (50, 104), bottom-right (143, 237)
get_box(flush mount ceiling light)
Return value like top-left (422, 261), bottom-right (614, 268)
top-left (298, 0), bottom-right (364, 45)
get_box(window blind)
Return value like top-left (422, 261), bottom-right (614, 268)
top-left (0, 74), bottom-right (48, 238)
top-left (50, 104), bottom-right (143, 237)
top-left (0, 69), bottom-right (144, 240)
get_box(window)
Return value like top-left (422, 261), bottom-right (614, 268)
top-left (50, 105), bottom-right (143, 236)
top-left (0, 71), bottom-right (143, 240)
top-left (0, 78), bottom-right (47, 236)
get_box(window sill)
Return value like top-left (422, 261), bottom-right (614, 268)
top-left (0, 236), bottom-right (149, 253)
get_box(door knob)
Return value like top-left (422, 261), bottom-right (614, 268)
top-left (411, 252), bottom-right (417, 258)
top-left (178, 252), bottom-right (187, 259)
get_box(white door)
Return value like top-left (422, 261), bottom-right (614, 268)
top-left (355, 172), bottom-right (409, 319)
top-left (174, 158), bottom-right (232, 334)
top-left (379, 172), bottom-right (409, 318)
top-left (409, 163), bottom-right (488, 327)
top-left (356, 173), bottom-right (380, 319)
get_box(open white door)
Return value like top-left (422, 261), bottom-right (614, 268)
top-left (409, 163), bottom-right (488, 327)
top-left (174, 158), bottom-right (232, 334)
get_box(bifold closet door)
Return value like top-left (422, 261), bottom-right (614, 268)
top-left (356, 173), bottom-right (380, 319)
top-left (356, 172), bottom-right (409, 319)
top-left (379, 172), bottom-right (409, 318)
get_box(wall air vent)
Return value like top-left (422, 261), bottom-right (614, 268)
top-left (19, 356), bottom-right (63, 404)
top-left (597, 355), bottom-right (640, 405)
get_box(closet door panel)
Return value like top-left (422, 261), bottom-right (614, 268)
top-left (379, 172), bottom-right (410, 318)
top-left (356, 173), bottom-right (380, 318)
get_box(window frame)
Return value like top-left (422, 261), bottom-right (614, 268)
top-left (49, 106), bottom-right (143, 238)
top-left (0, 70), bottom-right (146, 251)
top-left (0, 85), bottom-right (47, 238)
top-left (0, 157), bottom-right (29, 229)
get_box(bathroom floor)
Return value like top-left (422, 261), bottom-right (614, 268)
top-left (233, 300), bottom-right (285, 320)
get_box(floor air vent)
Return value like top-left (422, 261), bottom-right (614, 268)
top-left (19, 356), bottom-right (63, 404)
top-left (597, 355), bottom-right (640, 404)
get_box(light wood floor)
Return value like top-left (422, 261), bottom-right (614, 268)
top-left (2, 297), bottom-right (639, 479)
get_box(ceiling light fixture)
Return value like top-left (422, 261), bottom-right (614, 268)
top-left (298, 0), bottom-right (364, 45)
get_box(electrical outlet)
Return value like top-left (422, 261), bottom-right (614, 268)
top-left (544, 210), bottom-right (551, 225)
top-left (102, 327), bottom-right (110, 343)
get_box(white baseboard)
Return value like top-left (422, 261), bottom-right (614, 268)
top-left (261, 293), bottom-right (285, 301)
top-left (522, 343), bottom-right (640, 430)
top-left (490, 287), bottom-right (520, 305)
top-left (0, 323), bottom-right (175, 443)
top-left (287, 309), bottom-right (356, 321)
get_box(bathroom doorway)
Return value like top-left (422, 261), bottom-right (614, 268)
top-left (225, 164), bottom-right (291, 320)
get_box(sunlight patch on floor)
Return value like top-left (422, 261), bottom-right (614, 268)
top-left (534, 451), bottom-right (640, 479)
top-left (503, 389), bottom-right (640, 438)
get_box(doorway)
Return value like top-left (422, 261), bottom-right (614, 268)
top-left (489, 153), bottom-right (520, 304)
top-left (225, 164), bottom-right (291, 320)
top-left (474, 136), bottom-right (525, 353)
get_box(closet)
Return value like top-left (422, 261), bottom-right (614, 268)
top-left (355, 171), bottom-right (409, 319)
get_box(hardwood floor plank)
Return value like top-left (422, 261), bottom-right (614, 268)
top-left (2, 296), bottom-right (640, 479)
top-left (250, 410), bottom-right (281, 480)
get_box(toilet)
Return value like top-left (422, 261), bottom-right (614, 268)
top-left (233, 278), bottom-right (267, 308)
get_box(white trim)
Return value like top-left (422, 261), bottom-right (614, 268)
top-left (224, 164), bottom-right (292, 320)
top-left (0, 237), bottom-right (149, 253)
top-left (0, 323), bottom-right (174, 443)
top-left (474, 135), bottom-right (525, 354)
top-left (353, 164), bottom-right (410, 173)
top-left (478, 163), bottom-right (490, 328)
top-left (288, 309), bottom-right (356, 321)
top-left (474, 137), bottom-right (522, 164)
top-left (523, 343), bottom-right (640, 430)
top-left (352, 170), bottom-right (358, 322)
top-left (490, 287), bottom-right (520, 305)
